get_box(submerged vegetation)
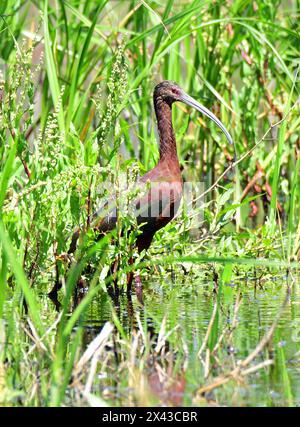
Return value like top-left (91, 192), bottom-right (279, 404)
top-left (0, 0), bottom-right (300, 407)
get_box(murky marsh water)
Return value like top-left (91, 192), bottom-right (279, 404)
top-left (43, 266), bottom-right (300, 407)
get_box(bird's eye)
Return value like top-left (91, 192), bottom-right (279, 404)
top-left (172, 88), bottom-right (180, 95)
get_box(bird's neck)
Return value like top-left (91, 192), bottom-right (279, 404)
top-left (154, 96), bottom-right (179, 169)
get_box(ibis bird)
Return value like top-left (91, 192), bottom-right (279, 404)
top-left (50, 81), bottom-right (233, 302)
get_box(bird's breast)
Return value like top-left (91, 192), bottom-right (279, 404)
top-left (136, 179), bottom-right (182, 231)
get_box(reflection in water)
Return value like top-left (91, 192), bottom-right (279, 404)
top-left (46, 268), bottom-right (300, 406)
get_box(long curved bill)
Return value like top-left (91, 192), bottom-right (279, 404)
top-left (180, 92), bottom-right (233, 145)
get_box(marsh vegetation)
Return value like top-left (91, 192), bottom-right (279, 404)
top-left (0, 0), bottom-right (299, 407)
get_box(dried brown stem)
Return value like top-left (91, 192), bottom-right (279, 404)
top-left (197, 288), bottom-right (290, 396)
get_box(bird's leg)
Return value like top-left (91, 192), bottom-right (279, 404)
top-left (126, 257), bottom-right (143, 304)
top-left (48, 246), bottom-right (61, 299)
top-left (106, 263), bottom-right (116, 299)
top-left (107, 258), bottom-right (120, 300)
top-left (49, 295), bottom-right (61, 312)
top-left (48, 252), bottom-right (74, 298)
top-left (73, 276), bottom-right (87, 309)
top-left (135, 274), bottom-right (144, 305)
top-left (106, 281), bottom-right (116, 300)
top-left (107, 262), bottom-right (120, 308)
top-left (126, 257), bottom-right (134, 297)
top-left (48, 280), bottom-right (60, 300)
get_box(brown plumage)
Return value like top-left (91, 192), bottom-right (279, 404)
top-left (51, 81), bottom-right (233, 301)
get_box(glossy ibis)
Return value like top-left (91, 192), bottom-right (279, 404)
top-left (52, 81), bottom-right (233, 301)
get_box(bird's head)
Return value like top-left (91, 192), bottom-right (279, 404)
top-left (154, 80), bottom-right (183, 103)
top-left (154, 80), bottom-right (233, 145)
